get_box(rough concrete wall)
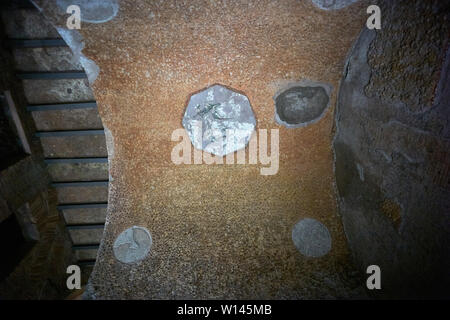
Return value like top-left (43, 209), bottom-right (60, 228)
top-left (334, 0), bottom-right (450, 298)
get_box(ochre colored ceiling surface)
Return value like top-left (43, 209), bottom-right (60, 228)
top-left (36, 0), bottom-right (368, 298)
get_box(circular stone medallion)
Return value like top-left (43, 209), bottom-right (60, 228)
top-left (113, 226), bottom-right (152, 264)
top-left (292, 218), bottom-right (332, 257)
top-left (182, 84), bottom-right (256, 156)
top-left (274, 80), bottom-right (332, 128)
top-left (57, 0), bottom-right (119, 23)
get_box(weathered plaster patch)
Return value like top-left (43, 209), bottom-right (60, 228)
top-left (103, 125), bottom-right (114, 187)
top-left (55, 27), bottom-right (99, 85)
top-left (103, 125), bottom-right (115, 161)
top-left (79, 55), bottom-right (100, 85)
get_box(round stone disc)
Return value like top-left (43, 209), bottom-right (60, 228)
top-left (311, 0), bottom-right (360, 11)
top-left (274, 80), bottom-right (331, 128)
top-left (57, 0), bottom-right (119, 23)
top-left (113, 226), bottom-right (152, 264)
top-left (182, 84), bottom-right (256, 156)
top-left (292, 218), bottom-right (332, 257)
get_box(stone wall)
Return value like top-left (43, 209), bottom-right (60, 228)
top-left (0, 188), bottom-right (74, 299)
top-left (0, 14), bottom-right (75, 299)
top-left (0, 17), bottom-right (27, 171)
top-left (334, 0), bottom-right (450, 298)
